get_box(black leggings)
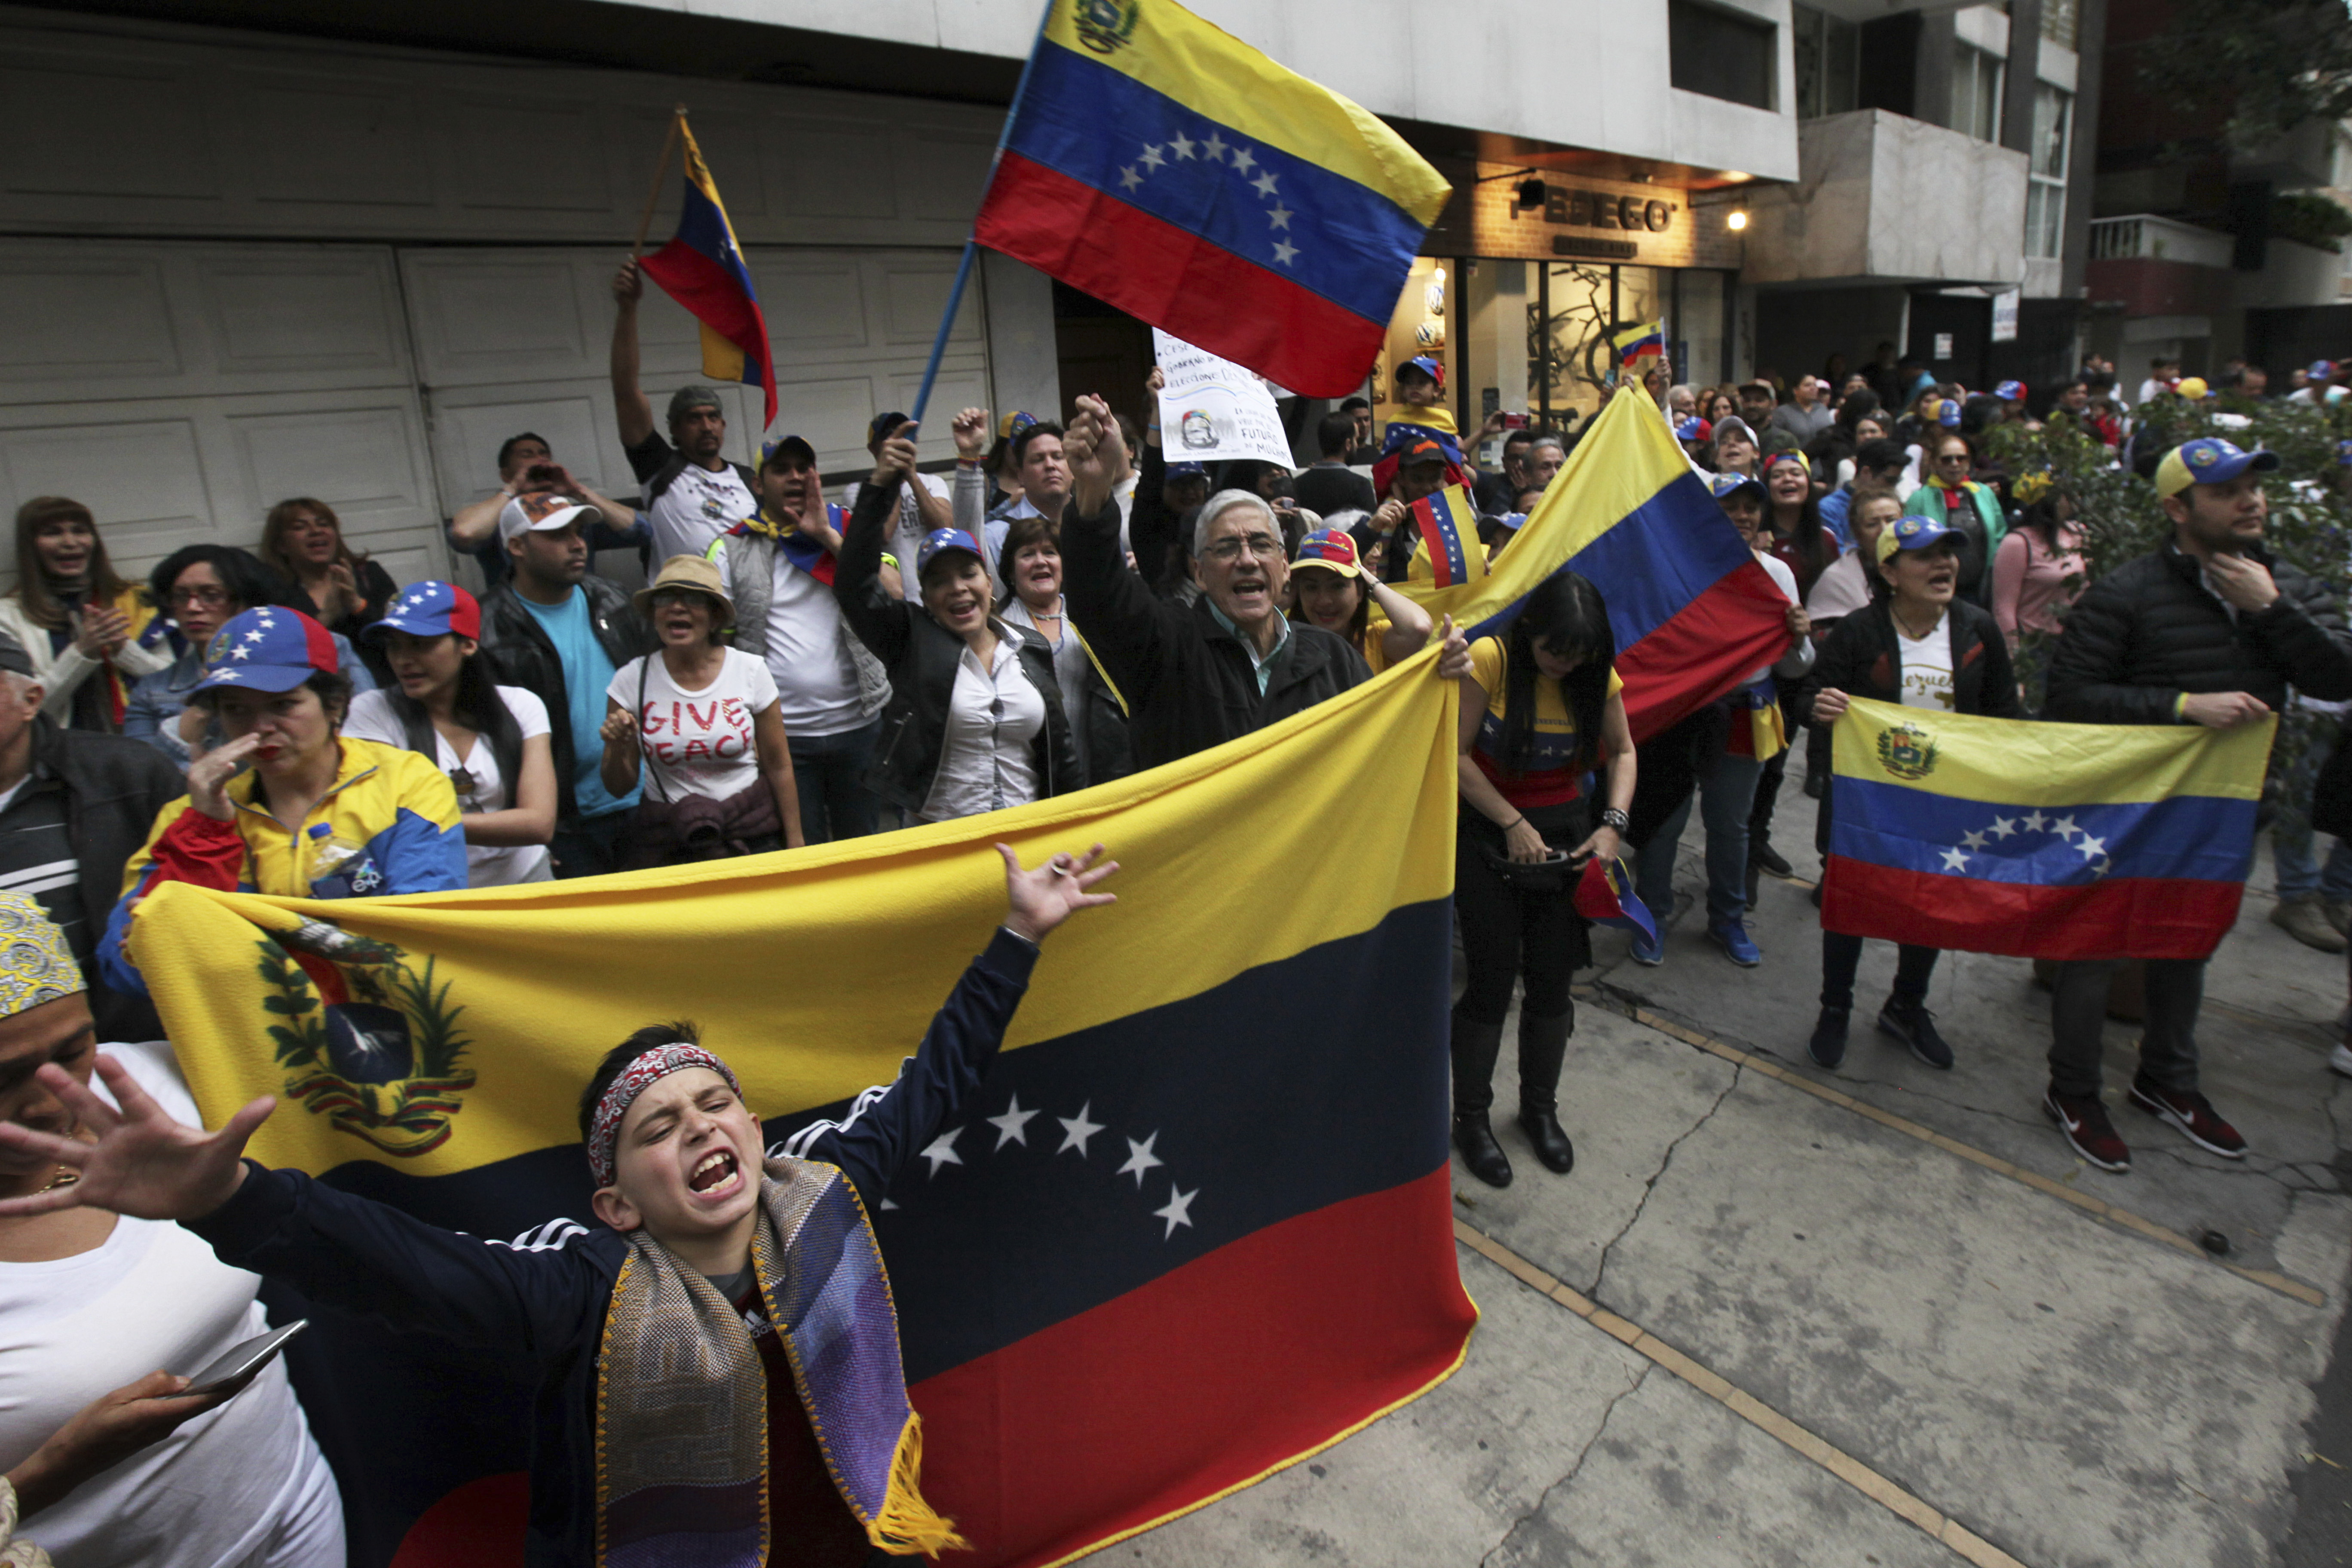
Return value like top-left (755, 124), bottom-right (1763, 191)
top-left (1820, 931), bottom-right (1939, 1013)
top-left (1454, 805), bottom-right (1588, 1026)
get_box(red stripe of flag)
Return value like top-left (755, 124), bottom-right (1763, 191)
top-left (1609, 560), bottom-right (1793, 744)
top-left (909, 1169), bottom-right (1473, 1567)
top-left (642, 221), bottom-right (777, 429)
top-left (976, 151), bottom-right (1386, 399)
top-left (1822, 857), bottom-right (2246, 961)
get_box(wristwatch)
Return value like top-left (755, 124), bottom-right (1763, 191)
top-left (1599, 808), bottom-right (1630, 833)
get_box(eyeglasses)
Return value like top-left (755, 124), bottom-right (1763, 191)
top-left (1202, 535), bottom-right (1284, 564)
top-left (168, 586), bottom-right (230, 609)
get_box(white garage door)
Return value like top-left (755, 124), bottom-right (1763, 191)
top-left (0, 236), bottom-right (989, 600)
top-left (0, 238), bottom-right (445, 594)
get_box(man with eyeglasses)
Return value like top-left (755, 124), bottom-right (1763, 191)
top-left (1060, 395), bottom-right (1468, 770)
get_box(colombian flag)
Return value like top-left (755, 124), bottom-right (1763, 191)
top-left (1390, 386), bottom-right (1793, 744)
top-left (973, 0), bottom-right (1452, 397)
top-left (1822, 697), bottom-right (2273, 960)
top-left (130, 645), bottom-right (1474, 1568)
top-left (1406, 483), bottom-right (1485, 588)
top-left (640, 118), bottom-right (778, 429)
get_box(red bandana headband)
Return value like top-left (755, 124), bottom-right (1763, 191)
top-left (588, 1043), bottom-right (744, 1188)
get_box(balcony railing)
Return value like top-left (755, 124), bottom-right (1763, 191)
top-left (2088, 214), bottom-right (2234, 268)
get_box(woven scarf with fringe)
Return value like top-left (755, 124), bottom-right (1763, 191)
top-left (594, 1156), bottom-right (962, 1565)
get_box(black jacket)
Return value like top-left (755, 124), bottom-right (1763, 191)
top-left (2044, 542), bottom-right (2352, 726)
top-left (1810, 597), bottom-right (2019, 854)
top-left (1061, 493), bottom-right (1371, 770)
top-left (24, 717), bottom-right (181, 1041)
top-left (475, 578), bottom-right (655, 827)
top-left (836, 478), bottom-right (1084, 813)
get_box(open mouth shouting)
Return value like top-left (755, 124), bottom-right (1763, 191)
top-left (687, 1146), bottom-right (742, 1199)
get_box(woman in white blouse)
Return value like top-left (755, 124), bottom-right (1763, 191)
top-left (342, 582), bottom-right (558, 887)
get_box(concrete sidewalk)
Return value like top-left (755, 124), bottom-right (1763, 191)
top-left (1106, 769), bottom-right (2352, 1567)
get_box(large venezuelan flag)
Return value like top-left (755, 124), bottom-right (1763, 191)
top-left (130, 646), bottom-right (1474, 1568)
top-left (973, 0), bottom-right (1451, 397)
top-left (1821, 696), bottom-right (2274, 960)
top-left (640, 118), bottom-right (778, 429)
top-left (1389, 386), bottom-right (1793, 743)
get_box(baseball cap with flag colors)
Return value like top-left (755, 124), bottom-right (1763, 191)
top-left (366, 581), bottom-right (481, 644)
top-left (2155, 437), bottom-right (2280, 498)
top-left (1290, 529), bottom-right (1362, 578)
top-left (499, 490), bottom-right (597, 546)
top-left (917, 527), bottom-right (986, 578)
top-left (190, 606), bottom-right (339, 697)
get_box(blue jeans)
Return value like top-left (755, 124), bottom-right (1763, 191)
top-left (792, 719), bottom-right (883, 843)
top-left (2275, 715), bottom-right (2352, 900)
top-left (1635, 752), bottom-right (1764, 928)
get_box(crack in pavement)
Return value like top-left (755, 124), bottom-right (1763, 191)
top-left (1476, 1362), bottom-right (1651, 1568)
top-left (1590, 1063), bottom-right (1743, 1302)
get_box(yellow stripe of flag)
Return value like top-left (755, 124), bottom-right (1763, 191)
top-left (1043, 0), bottom-right (1451, 227)
top-left (1831, 696), bottom-right (2274, 808)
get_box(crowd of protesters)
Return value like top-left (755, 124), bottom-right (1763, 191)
top-left (6, 244), bottom-right (2352, 1566)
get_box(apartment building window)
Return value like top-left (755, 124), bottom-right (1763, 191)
top-left (2040, 0), bottom-right (2079, 49)
top-left (1952, 43), bottom-right (2003, 141)
top-left (2024, 83), bottom-right (2070, 257)
top-left (1670, 0), bottom-right (1776, 110)
top-left (1793, 3), bottom-right (1859, 118)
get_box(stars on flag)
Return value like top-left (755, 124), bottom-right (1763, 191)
top-left (1932, 806), bottom-right (2116, 880)
top-left (228, 646), bottom-right (251, 660)
top-left (1124, 124), bottom-right (1301, 272)
top-left (888, 1093), bottom-right (1204, 1244)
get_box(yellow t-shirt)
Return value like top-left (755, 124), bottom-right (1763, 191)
top-left (1466, 637), bottom-right (1622, 806)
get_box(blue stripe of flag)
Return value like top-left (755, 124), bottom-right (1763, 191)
top-left (1006, 42), bottom-right (1430, 327)
top-left (1426, 491), bottom-right (1470, 584)
top-left (1552, 472), bottom-right (1756, 651)
top-left (674, 186), bottom-right (761, 300)
top-left (1828, 778), bottom-right (2256, 885)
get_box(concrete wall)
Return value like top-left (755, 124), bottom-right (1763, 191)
top-left (1740, 110), bottom-right (2027, 287)
top-left (588, 0), bottom-right (1804, 183)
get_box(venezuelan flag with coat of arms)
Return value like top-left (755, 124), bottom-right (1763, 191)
top-left (129, 641), bottom-right (1475, 1568)
top-left (973, 0), bottom-right (1452, 396)
top-left (640, 118), bottom-right (778, 429)
top-left (1821, 696), bottom-right (2273, 959)
top-left (1388, 386), bottom-right (1794, 744)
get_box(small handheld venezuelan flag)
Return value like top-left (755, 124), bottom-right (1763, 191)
top-left (639, 116), bottom-right (777, 430)
top-left (1611, 321), bottom-right (1664, 374)
top-left (1574, 856), bottom-right (1657, 946)
top-left (973, 0), bottom-right (1452, 397)
top-left (1405, 483), bottom-right (1486, 589)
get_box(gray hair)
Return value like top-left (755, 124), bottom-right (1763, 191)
top-left (1193, 489), bottom-right (1278, 560)
top-left (1528, 435), bottom-right (1568, 460)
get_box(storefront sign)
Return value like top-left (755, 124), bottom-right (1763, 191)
top-left (1544, 187), bottom-right (1677, 234)
top-left (1460, 163), bottom-right (1723, 270)
top-left (1990, 288), bottom-right (2020, 343)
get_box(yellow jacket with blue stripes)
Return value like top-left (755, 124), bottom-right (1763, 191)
top-left (101, 737), bottom-right (466, 994)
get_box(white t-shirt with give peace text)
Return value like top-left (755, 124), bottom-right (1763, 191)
top-left (607, 648), bottom-right (779, 803)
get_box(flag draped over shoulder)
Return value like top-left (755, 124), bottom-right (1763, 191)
top-left (134, 646), bottom-right (1475, 1568)
top-left (640, 117), bottom-right (777, 429)
top-left (973, 0), bottom-right (1451, 397)
top-left (1388, 386), bottom-right (1793, 743)
top-left (1821, 696), bottom-right (2273, 960)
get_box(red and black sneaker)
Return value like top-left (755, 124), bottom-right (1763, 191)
top-left (2043, 1089), bottom-right (2131, 1173)
top-left (2125, 1080), bottom-right (2248, 1160)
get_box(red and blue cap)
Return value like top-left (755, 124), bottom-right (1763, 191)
top-left (364, 580), bottom-right (481, 645)
top-left (1400, 354), bottom-right (1445, 388)
top-left (1995, 380), bottom-right (2027, 401)
top-left (190, 606), bottom-right (340, 696)
top-left (917, 527), bottom-right (986, 577)
top-left (1290, 528), bottom-right (1362, 578)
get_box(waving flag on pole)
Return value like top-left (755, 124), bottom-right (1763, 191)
top-left (1822, 698), bottom-right (2272, 959)
top-left (972, 0), bottom-right (1452, 397)
top-left (640, 116), bottom-right (777, 429)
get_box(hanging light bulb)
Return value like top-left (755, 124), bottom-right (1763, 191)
top-left (1727, 210), bottom-right (1749, 232)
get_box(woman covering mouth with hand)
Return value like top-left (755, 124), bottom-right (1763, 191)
top-left (836, 420), bottom-right (1084, 824)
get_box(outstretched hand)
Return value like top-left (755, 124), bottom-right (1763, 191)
top-left (997, 842), bottom-right (1119, 944)
top-left (0, 1055), bottom-right (272, 1223)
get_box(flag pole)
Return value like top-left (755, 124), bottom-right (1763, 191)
top-left (908, 0), bottom-right (1058, 429)
top-left (631, 106), bottom-right (687, 257)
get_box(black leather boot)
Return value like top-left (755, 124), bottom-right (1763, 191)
top-left (1450, 1013), bottom-right (1512, 1188)
top-left (1515, 1007), bottom-right (1577, 1175)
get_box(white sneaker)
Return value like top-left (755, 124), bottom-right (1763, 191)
top-left (2331, 1043), bottom-right (2352, 1079)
